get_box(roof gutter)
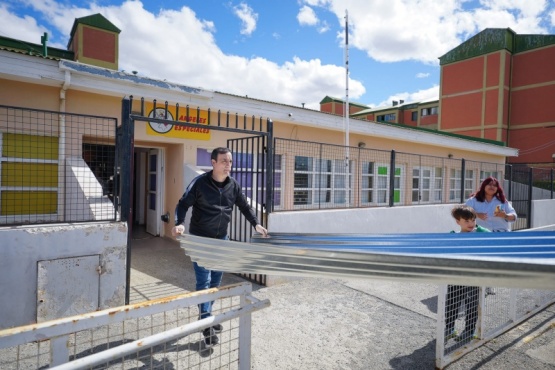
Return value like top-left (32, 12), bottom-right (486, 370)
top-left (58, 70), bottom-right (71, 221)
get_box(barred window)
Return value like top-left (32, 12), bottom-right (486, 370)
top-left (412, 167), bottom-right (443, 204)
top-left (293, 156), bottom-right (352, 208)
top-left (0, 133), bottom-right (59, 223)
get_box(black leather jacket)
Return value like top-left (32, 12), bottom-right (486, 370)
top-left (174, 171), bottom-right (260, 239)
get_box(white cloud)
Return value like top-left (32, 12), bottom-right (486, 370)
top-left (416, 72), bottom-right (430, 78)
top-left (318, 20), bottom-right (330, 33)
top-left (2, 1), bottom-right (364, 110)
top-left (297, 5), bottom-right (319, 26)
top-left (372, 85), bottom-right (439, 108)
top-left (0, 3), bottom-right (52, 44)
top-left (314, 0), bottom-right (553, 63)
top-left (233, 2), bottom-right (257, 36)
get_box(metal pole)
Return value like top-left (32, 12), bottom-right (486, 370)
top-left (120, 97), bottom-right (135, 305)
top-left (344, 9), bottom-right (350, 207)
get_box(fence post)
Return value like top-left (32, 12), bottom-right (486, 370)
top-left (435, 284), bottom-right (447, 369)
top-left (319, 143), bottom-right (323, 209)
top-left (527, 168), bottom-right (533, 229)
top-left (506, 164), bottom-right (512, 200)
top-left (389, 150), bottom-right (396, 207)
top-left (551, 168), bottom-right (554, 199)
top-left (265, 119), bottom-right (274, 215)
top-left (460, 159), bottom-right (466, 203)
top-left (119, 97), bottom-right (135, 304)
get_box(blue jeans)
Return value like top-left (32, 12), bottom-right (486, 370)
top-left (193, 234), bottom-right (227, 319)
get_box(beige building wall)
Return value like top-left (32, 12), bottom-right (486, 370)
top-left (0, 71), bottom-right (511, 237)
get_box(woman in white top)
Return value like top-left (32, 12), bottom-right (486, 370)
top-left (465, 177), bottom-right (518, 232)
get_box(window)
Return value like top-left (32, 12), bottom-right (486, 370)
top-left (293, 156), bottom-right (352, 208)
top-left (196, 148), bottom-right (213, 171)
top-left (412, 167), bottom-right (443, 204)
top-left (464, 169), bottom-right (475, 199)
top-left (361, 162), bottom-right (403, 205)
top-left (449, 168), bottom-right (475, 201)
top-left (480, 170), bottom-right (500, 183)
top-left (198, 148), bottom-right (274, 210)
top-left (377, 113), bottom-right (396, 122)
top-left (421, 106), bottom-right (438, 116)
top-left (273, 154), bottom-right (283, 210)
top-left (0, 133), bottom-right (59, 223)
top-left (411, 111), bottom-right (418, 121)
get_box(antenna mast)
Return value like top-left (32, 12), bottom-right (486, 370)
top-left (344, 9), bottom-right (351, 206)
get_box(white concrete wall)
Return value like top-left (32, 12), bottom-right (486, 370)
top-left (0, 222), bottom-right (127, 329)
top-left (268, 204), bottom-right (459, 234)
top-left (268, 201), bottom-right (555, 235)
top-left (67, 157), bottom-right (115, 221)
top-left (531, 199), bottom-right (555, 228)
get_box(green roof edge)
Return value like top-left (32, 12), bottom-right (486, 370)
top-left (0, 35), bottom-right (74, 59)
top-left (369, 119), bottom-right (506, 147)
top-left (440, 28), bottom-right (555, 65)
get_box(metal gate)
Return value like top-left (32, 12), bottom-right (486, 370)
top-left (119, 97), bottom-right (274, 290)
top-left (228, 135), bottom-right (273, 285)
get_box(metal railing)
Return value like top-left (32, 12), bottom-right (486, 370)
top-left (435, 224), bottom-right (555, 368)
top-left (0, 282), bottom-right (269, 370)
top-left (436, 285), bottom-right (555, 369)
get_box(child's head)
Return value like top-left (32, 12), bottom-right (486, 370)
top-left (451, 204), bottom-right (477, 232)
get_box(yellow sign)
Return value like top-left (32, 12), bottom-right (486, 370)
top-left (145, 105), bottom-right (210, 140)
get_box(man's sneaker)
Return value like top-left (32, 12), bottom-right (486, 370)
top-left (212, 323), bottom-right (223, 333)
top-left (444, 330), bottom-right (458, 342)
top-left (202, 327), bottom-right (219, 346)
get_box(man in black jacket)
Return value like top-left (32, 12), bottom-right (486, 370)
top-left (171, 147), bottom-right (267, 346)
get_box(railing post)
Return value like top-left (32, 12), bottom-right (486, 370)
top-left (435, 284), bottom-right (448, 369)
top-left (389, 150), bottom-right (396, 207)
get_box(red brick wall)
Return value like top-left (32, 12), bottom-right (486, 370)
top-left (441, 92), bottom-right (482, 129)
top-left (441, 57), bottom-right (484, 95)
top-left (82, 27), bottom-right (116, 63)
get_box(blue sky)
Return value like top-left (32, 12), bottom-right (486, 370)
top-left (1, 0), bottom-right (555, 110)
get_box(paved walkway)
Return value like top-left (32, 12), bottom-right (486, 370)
top-left (130, 230), bottom-right (555, 369)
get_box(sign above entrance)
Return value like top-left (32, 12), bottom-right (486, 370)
top-left (146, 105), bottom-right (210, 140)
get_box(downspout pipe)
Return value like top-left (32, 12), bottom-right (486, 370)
top-left (58, 70), bottom-right (70, 221)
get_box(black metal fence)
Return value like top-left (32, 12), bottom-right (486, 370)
top-left (3, 103), bottom-right (553, 232)
top-left (0, 105), bottom-right (118, 226)
top-left (272, 138), bottom-right (554, 230)
top-left (506, 164), bottom-right (555, 230)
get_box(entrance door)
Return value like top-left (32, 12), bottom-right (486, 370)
top-left (146, 149), bottom-right (162, 236)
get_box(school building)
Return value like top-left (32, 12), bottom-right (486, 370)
top-left (323, 28), bottom-right (555, 168)
top-left (0, 13), bottom-right (518, 239)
